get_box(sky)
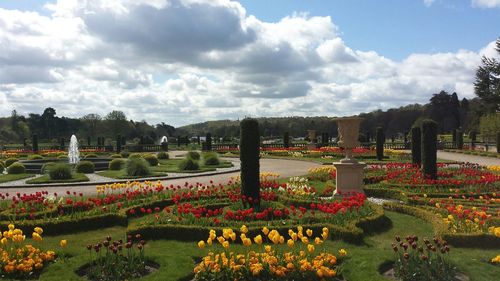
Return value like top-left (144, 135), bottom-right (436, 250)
top-left (0, 0), bottom-right (499, 127)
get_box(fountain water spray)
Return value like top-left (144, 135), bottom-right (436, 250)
top-left (68, 135), bottom-right (80, 164)
top-left (160, 136), bottom-right (168, 144)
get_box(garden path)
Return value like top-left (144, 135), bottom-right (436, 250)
top-left (437, 151), bottom-right (500, 166)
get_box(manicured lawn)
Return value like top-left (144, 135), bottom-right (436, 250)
top-left (155, 158), bottom-right (233, 173)
top-left (26, 173), bottom-right (89, 184)
top-left (33, 211), bottom-right (500, 280)
top-left (0, 173), bottom-right (35, 183)
top-left (97, 170), bottom-right (168, 179)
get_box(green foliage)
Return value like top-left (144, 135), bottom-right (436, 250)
top-left (474, 38), bottom-right (500, 112)
top-left (109, 159), bottom-right (126, 171)
top-left (41, 162), bottom-right (56, 174)
top-left (28, 154), bottom-right (43, 160)
top-left (177, 158), bottom-right (200, 171)
top-left (128, 153), bottom-right (142, 159)
top-left (116, 135), bottom-right (122, 153)
top-left (49, 163), bottom-right (73, 180)
top-left (76, 161), bottom-right (95, 173)
top-left (284, 132), bottom-right (290, 148)
top-left (32, 134), bottom-right (38, 152)
top-left (126, 157), bottom-right (151, 177)
top-left (203, 152), bottom-right (220, 166)
top-left (497, 132), bottom-right (500, 154)
top-left (110, 154), bottom-right (122, 158)
top-left (4, 158), bottom-right (18, 167)
top-left (7, 162), bottom-right (25, 174)
top-left (120, 150), bottom-right (130, 158)
top-left (0, 162), bottom-right (3, 174)
top-left (58, 155), bottom-right (68, 159)
top-left (205, 133), bottom-right (212, 151)
top-left (84, 154), bottom-right (98, 158)
top-left (421, 120), bottom-right (438, 180)
top-left (411, 126), bottom-right (421, 165)
top-left (240, 118), bottom-right (260, 206)
top-left (157, 151), bottom-right (169, 159)
top-left (376, 127), bottom-right (385, 161)
top-left (143, 154), bottom-right (159, 166)
top-left (479, 113), bottom-right (500, 141)
top-left (455, 129), bottom-right (463, 149)
top-left (186, 151), bottom-right (200, 160)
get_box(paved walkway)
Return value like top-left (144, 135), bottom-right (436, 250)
top-left (0, 157), bottom-right (321, 195)
top-left (437, 151), bottom-right (500, 166)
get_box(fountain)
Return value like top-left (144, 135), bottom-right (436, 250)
top-left (160, 136), bottom-right (168, 144)
top-left (68, 134), bottom-right (80, 164)
top-left (332, 117), bottom-right (366, 196)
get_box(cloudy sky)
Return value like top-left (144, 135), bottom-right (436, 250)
top-left (0, 0), bottom-right (499, 126)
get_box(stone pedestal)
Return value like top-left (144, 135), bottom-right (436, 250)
top-left (333, 162), bottom-right (366, 196)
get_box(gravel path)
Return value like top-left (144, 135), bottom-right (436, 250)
top-left (0, 157), bottom-right (321, 195)
top-left (437, 151), bottom-right (500, 166)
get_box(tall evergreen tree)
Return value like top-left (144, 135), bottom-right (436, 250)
top-left (474, 38), bottom-right (500, 112)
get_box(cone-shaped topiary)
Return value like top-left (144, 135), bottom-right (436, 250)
top-left (206, 133), bottom-right (212, 151)
top-left (497, 132), bottom-right (500, 154)
top-left (283, 132), bottom-right (290, 148)
top-left (32, 134), bottom-right (38, 152)
top-left (116, 135), bottom-right (122, 153)
top-left (411, 126), bottom-right (421, 165)
top-left (456, 129), bottom-right (463, 150)
top-left (376, 127), bottom-right (385, 161)
top-left (240, 118), bottom-right (260, 209)
top-left (421, 119), bottom-right (438, 179)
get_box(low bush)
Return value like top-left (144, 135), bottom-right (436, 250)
top-left (41, 162), bottom-right (56, 174)
top-left (143, 154), bottom-right (159, 166)
top-left (186, 151), bottom-right (201, 160)
top-left (203, 152), bottom-right (220, 165)
top-left (76, 161), bottom-right (95, 173)
top-left (28, 154), bottom-right (43, 160)
top-left (157, 151), bottom-right (169, 159)
top-left (7, 163), bottom-right (26, 174)
top-left (58, 155), bottom-right (68, 159)
top-left (0, 162), bottom-right (4, 174)
top-left (4, 158), bottom-right (18, 167)
top-left (128, 153), bottom-right (142, 159)
top-left (178, 158), bottom-right (200, 171)
top-left (49, 163), bottom-right (73, 180)
top-left (84, 153), bottom-right (98, 158)
top-left (126, 157), bottom-right (151, 177)
top-left (110, 154), bottom-right (122, 158)
top-left (120, 150), bottom-right (130, 158)
top-left (109, 159), bottom-right (126, 170)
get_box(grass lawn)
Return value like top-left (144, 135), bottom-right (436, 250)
top-left (26, 173), bottom-right (89, 184)
top-left (155, 158), bottom-right (233, 173)
top-left (0, 173), bottom-right (35, 183)
top-left (33, 211), bottom-right (500, 280)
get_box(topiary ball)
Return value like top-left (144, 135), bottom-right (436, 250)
top-left (28, 154), bottom-right (44, 160)
top-left (84, 154), bottom-right (98, 159)
top-left (128, 153), bottom-right (142, 159)
top-left (0, 162), bottom-right (5, 174)
top-left (178, 158), bottom-right (200, 171)
top-left (109, 158), bottom-right (126, 171)
top-left (7, 163), bottom-right (26, 174)
top-left (120, 150), bottom-right (130, 158)
top-left (110, 154), bottom-right (122, 158)
top-left (203, 153), bottom-right (220, 166)
top-left (5, 158), bottom-right (18, 167)
top-left (157, 151), bottom-right (169, 159)
top-left (186, 151), bottom-right (201, 160)
top-left (41, 162), bottom-right (56, 174)
top-left (49, 163), bottom-right (73, 180)
top-left (126, 157), bottom-right (151, 176)
top-left (143, 154), bottom-right (159, 166)
top-left (76, 161), bottom-right (95, 173)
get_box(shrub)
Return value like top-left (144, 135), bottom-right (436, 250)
top-left (0, 162), bottom-right (4, 174)
top-left (283, 132), bottom-right (290, 148)
top-left (109, 159), bottom-right (126, 171)
top-left (4, 158), bottom-right (18, 167)
top-left (126, 157), bottom-right (151, 177)
top-left (110, 154), bottom-right (122, 158)
top-left (41, 162), bottom-right (56, 174)
top-left (376, 127), bottom-right (384, 161)
top-left (411, 126), bottom-right (421, 165)
top-left (421, 120), bottom-right (437, 179)
top-left (203, 152), bottom-right (220, 166)
top-left (128, 153), bottom-right (142, 159)
top-left (7, 163), bottom-right (26, 174)
top-left (143, 154), bottom-right (159, 166)
top-left (76, 161), bottom-right (95, 173)
top-left (58, 155), bottom-right (68, 159)
top-left (120, 150), bottom-right (130, 158)
top-left (32, 134), bottom-right (38, 152)
top-left (205, 133), bottom-right (212, 151)
top-left (186, 151), bottom-right (201, 160)
top-left (240, 118), bottom-right (260, 208)
top-left (84, 154), bottom-right (98, 158)
top-left (178, 158), bottom-right (200, 171)
top-left (497, 132), bottom-right (500, 154)
top-left (28, 154), bottom-right (43, 160)
top-left (456, 129), bottom-right (463, 150)
top-left (157, 151), bottom-right (169, 159)
top-left (49, 163), bottom-right (73, 180)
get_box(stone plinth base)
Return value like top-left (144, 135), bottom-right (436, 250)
top-left (333, 162), bottom-right (366, 196)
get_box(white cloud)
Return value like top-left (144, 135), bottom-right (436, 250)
top-left (423, 0), bottom-right (436, 7)
top-left (0, 0), bottom-right (496, 126)
top-left (471, 0), bottom-right (500, 8)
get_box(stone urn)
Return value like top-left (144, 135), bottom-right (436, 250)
top-left (332, 117), bottom-right (366, 196)
top-left (335, 117), bottom-right (363, 163)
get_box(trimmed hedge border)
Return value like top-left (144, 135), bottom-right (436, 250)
top-left (383, 202), bottom-right (500, 248)
top-left (127, 203), bottom-right (389, 243)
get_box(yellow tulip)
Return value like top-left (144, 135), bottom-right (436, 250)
top-left (198, 240), bottom-right (206, 249)
top-left (60, 239), bottom-right (67, 248)
top-left (253, 235), bottom-right (263, 245)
